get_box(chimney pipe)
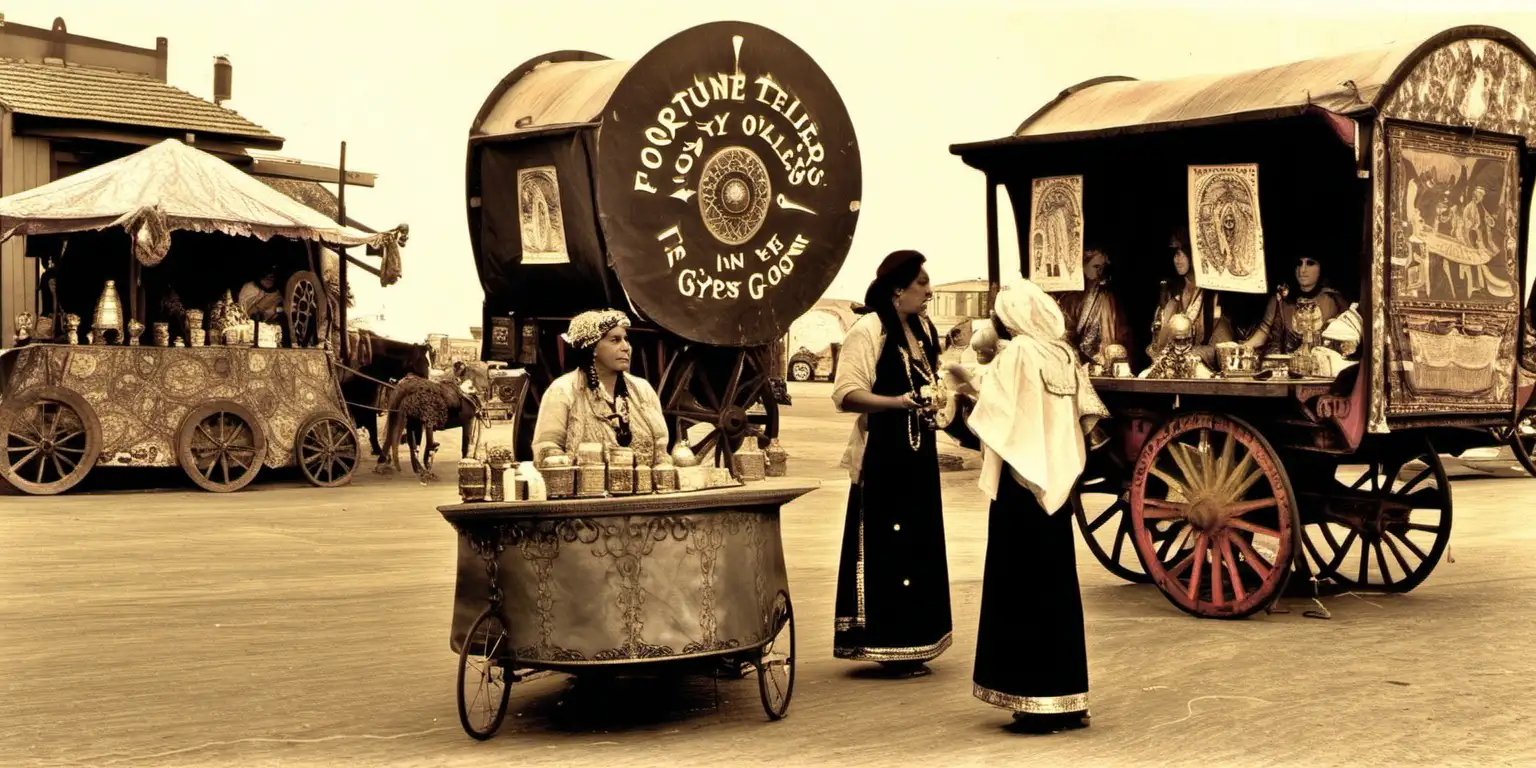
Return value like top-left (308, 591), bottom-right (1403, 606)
top-left (213, 55), bottom-right (232, 105)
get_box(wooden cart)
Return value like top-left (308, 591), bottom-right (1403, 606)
top-left (464, 21), bottom-right (861, 467)
top-left (439, 479), bottom-right (816, 739)
top-left (951, 25), bottom-right (1536, 618)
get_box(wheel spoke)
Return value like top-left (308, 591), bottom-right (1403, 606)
top-left (1381, 532), bottom-right (1414, 576)
top-left (1221, 533), bottom-right (1248, 601)
top-left (1223, 498), bottom-right (1278, 518)
top-left (1166, 443), bottom-right (1205, 497)
top-left (1396, 465), bottom-right (1434, 496)
top-left (8, 432), bottom-right (39, 449)
top-left (1210, 534), bottom-right (1226, 608)
top-left (1388, 528), bottom-right (1429, 560)
top-left (1184, 533), bottom-right (1209, 603)
top-left (1110, 516), bottom-right (1129, 566)
top-left (1356, 541), bottom-right (1370, 584)
top-left (1215, 452), bottom-right (1257, 500)
top-left (1148, 465), bottom-right (1189, 499)
top-left (1227, 518), bottom-right (1281, 540)
top-left (1230, 533), bottom-right (1272, 581)
top-left (1142, 498), bottom-right (1189, 519)
top-left (723, 351), bottom-right (746, 406)
top-left (1087, 504), bottom-right (1121, 532)
top-left (1373, 541), bottom-right (1394, 586)
top-left (1324, 528), bottom-right (1359, 575)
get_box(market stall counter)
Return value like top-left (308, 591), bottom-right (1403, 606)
top-left (438, 477), bottom-right (819, 740)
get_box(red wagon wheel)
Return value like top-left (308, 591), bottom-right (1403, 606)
top-left (176, 401), bottom-right (266, 493)
top-left (1298, 436), bottom-right (1453, 593)
top-left (295, 412), bottom-right (360, 487)
top-left (1129, 412), bottom-right (1298, 619)
top-left (0, 386), bottom-right (102, 495)
top-left (659, 345), bottom-right (780, 469)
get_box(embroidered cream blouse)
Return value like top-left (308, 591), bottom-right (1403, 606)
top-left (531, 370), bottom-right (669, 464)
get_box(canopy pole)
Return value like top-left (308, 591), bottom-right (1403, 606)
top-left (337, 141), bottom-right (349, 363)
top-left (985, 175), bottom-right (1000, 307)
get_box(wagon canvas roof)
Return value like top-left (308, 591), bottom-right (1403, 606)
top-left (472, 56), bottom-right (632, 138)
top-left (0, 138), bottom-right (404, 269)
top-left (951, 25), bottom-right (1536, 156)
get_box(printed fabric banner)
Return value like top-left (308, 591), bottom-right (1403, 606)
top-left (1187, 164), bottom-right (1267, 293)
top-left (1028, 175), bottom-right (1085, 292)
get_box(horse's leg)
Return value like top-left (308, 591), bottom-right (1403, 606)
top-left (421, 426), bottom-right (438, 482)
top-left (408, 421), bottom-right (423, 475)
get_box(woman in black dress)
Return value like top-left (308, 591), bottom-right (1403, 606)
top-left (949, 277), bottom-right (1107, 731)
top-left (830, 250), bottom-right (953, 675)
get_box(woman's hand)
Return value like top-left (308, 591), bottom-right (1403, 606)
top-left (892, 392), bottom-right (922, 411)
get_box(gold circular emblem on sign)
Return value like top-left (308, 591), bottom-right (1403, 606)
top-left (698, 146), bottom-right (771, 246)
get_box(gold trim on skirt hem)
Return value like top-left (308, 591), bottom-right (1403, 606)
top-left (973, 683), bottom-right (1089, 714)
top-left (834, 632), bottom-right (952, 662)
top-left (834, 616), bottom-right (867, 632)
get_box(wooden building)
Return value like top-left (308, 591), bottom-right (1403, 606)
top-left (0, 14), bottom-right (379, 345)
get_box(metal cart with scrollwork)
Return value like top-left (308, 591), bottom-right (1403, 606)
top-left (465, 20), bottom-right (861, 468)
top-left (438, 479), bottom-right (816, 740)
top-left (950, 25), bottom-right (1536, 620)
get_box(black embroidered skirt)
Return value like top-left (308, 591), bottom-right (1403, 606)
top-left (972, 470), bottom-right (1090, 714)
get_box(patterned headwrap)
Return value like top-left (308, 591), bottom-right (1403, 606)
top-left (563, 309), bottom-right (631, 350)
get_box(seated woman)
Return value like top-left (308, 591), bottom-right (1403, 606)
top-left (530, 309), bottom-right (668, 464)
top-left (1056, 244), bottom-right (1133, 369)
top-left (1150, 229), bottom-right (1234, 368)
top-left (1241, 253), bottom-right (1348, 356)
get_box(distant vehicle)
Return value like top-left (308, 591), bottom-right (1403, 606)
top-left (787, 344), bottom-right (838, 382)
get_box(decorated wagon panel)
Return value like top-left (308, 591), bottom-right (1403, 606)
top-left (1383, 126), bottom-right (1523, 415)
top-left (1, 344), bottom-right (345, 469)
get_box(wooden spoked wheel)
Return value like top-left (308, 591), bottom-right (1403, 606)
top-left (295, 412), bottom-right (360, 487)
top-left (176, 401), bottom-right (266, 493)
top-left (659, 345), bottom-right (780, 468)
top-left (1501, 415), bottom-right (1536, 478)
top-left (0, 386), bottom-right (102, 495)
top-left (284, 270), bottom-right (325, 348)
top-left (457, 607), bottom-right (514, 740)
top-left (1298, 437), bottom-right (1453, 593)
top-left (757, 590), bottom-right (795, 721)
top-left (1129, 412), bottom-right (1298, 619)
top-left (1072, 449), bottom-right (1153, 584)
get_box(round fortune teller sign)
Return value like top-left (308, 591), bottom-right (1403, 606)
top-left (595, 21), bottom-right (862, 347)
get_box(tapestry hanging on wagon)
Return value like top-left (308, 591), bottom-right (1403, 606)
top-left (1384, 124), bottom-right (1521, 414)
top-left (518, 166), bottom-right (569, 265)
top-left (1186, 164), bottom-right (1267, 294)
top-left (1027, 175), bottom-right (1084, 293)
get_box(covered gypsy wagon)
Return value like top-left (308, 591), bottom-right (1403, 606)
top-left (0, 139), bottom-right (407, 494)
top-left (465, 20), bottom-right (861, 464)
top-left (951, 26), bottom-right (1536, 618)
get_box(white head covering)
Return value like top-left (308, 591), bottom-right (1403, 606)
top-left (967, 278), bottom-right (1109, 511)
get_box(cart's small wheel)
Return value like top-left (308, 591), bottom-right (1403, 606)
top-left (757, 590), bottom-right (795, 720)
top-left (1505, 415), bottom-right (1536, 478)
top-left (0, 386), bottom-right (102, 495)
top-left (176, 401), bottom-right (266, 493)
top-left (458, 607), bottom-right (514, 740)
top-left (1129, 412), bottom-right (1298, 619)
top-left (295, 412), bottom-right (359, 487)
top-left (1299, 436), bottom-right (1453, 593)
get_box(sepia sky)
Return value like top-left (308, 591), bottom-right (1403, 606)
top-left (7, 0), bottom-right (1535, 339)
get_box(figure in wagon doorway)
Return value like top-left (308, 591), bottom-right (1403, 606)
top-left (530, 309), bottom-right (669, 465)
top-left (1055, 243), bottom-right (1133, 373)
top-left (831, 250), bottom-right (954, 676)
top-left (1149, 228), bottom-right (1235, 369)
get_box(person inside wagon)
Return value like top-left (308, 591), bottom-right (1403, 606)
top-left (529, 309), bottom-right (669, 466)
top-left (1149, 228), bottom-right (1235, 369)
top-left (1055, 242), bottom-right (1133, 372)
top-left (1240, 252), bottom-right (1348, 356)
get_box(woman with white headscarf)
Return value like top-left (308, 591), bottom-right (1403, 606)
top-left (947, 277), bottom-right (1107, 733)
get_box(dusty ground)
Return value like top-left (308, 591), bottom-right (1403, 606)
top-left (2, 381), bottom-right (1533, 767)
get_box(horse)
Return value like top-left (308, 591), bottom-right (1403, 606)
top-left (377, 368), bottom-right (486, 480)
top-left (337, 329), bottom-right (433, 456)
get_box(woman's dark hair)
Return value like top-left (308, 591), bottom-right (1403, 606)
top-left (859, 249), bottom-right (938, 368)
